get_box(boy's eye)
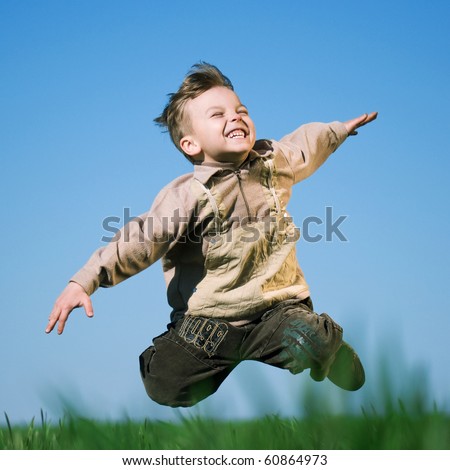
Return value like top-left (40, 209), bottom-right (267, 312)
top-left (238, 109), bottom-right (248, 115)
top-left (211, 112), bottom-right (224, 118)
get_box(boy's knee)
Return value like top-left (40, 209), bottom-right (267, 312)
top-left (139, 346), bottom-right (190, 407)
top-left (143, 376), bottom-right (215, 408)
top-left (138, 342), bottom-right (220, 408)
top-left (317, 313), bottom-right (343, 355)
top-left (144, 382), bottom-right (196, 408)
top-left (280, 310), bottom-right (343, 373)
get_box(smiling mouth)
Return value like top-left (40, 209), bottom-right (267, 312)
top-left (226, 129), bottom-right (247, 139)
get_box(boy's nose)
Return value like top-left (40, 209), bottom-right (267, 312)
top-left (230, 112), bottom-right (243, 122)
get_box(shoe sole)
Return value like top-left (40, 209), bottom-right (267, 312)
top-left (326, 341), bottom-right (365, 391)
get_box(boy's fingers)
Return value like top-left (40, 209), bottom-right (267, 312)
top-left (46, 306), bottom-right (60, 333)
top-left (345, 112), bottom-right (378, 135)
top-left (345, 115), bottom-right (365, 135)
top-left (46, 302), bottom-right (72, 335)
top-left (82, 297), bottom-right (94, 318)
top-left (357, 113), bottom-right (368, 124)
top-left (56, 309), bottom-right (72, 335)
top-left (46, 297), bottom-right (93, 334)
top-left (359, 111), bottom-right (378, 127)
top-left (352, 114), bottom-right (369, 130)
top-left (45, 319), bottom-right (55, 334)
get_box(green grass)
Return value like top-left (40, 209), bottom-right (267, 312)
top-left (2, 363), bottom-right (449, 450)
top-left (2, 404), bottom-right (450, 450)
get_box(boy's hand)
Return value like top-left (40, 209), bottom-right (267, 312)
top-left (344, 112), bottom-right (378, 136)
top-left (46, 282), bottom-right (94, 335)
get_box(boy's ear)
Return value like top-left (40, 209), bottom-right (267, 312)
top-left (180, 135), bottom-right (201, 158)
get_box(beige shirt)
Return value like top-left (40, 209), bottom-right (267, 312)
top-left (71, 121), bottom-right (348, 322)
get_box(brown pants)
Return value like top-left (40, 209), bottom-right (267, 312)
top-left (139, 298), bottom-right (343, 407)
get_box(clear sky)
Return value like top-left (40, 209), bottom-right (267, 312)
top-left (1, 0), bottom-right (449, 424)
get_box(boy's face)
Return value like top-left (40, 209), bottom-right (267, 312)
top-left (180, 86), bottom-right (256, 165)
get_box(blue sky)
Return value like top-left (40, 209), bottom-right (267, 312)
top-left (1, 0), bottom-right (449, 424)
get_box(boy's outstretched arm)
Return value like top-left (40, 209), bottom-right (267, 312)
top-left (46, 282), bottom-right (94, 335)
top-left (344, 112), bottom-right (378, 136)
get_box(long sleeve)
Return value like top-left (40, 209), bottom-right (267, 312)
top-left (275, 121), bottom-right (348, 184)
top-left (70, 175), bottom-right (194, 296)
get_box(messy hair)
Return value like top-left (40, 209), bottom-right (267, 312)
top-left (154, 62), bottom-right (234, 161)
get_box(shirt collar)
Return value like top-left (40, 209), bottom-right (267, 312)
top-left (193, 139), bottom-right (273, 184)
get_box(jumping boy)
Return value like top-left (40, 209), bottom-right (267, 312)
top-left (46, 63), bottom-right (377, 407)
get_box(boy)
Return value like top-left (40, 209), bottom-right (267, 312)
top-left (46, 63), bottom-right (377, 407)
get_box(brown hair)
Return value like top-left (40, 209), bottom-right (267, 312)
top-left (154, 62), bottom-right (234, 161)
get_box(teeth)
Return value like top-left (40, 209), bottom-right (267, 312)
top-left (227, 130), bottom-right (246, 138)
